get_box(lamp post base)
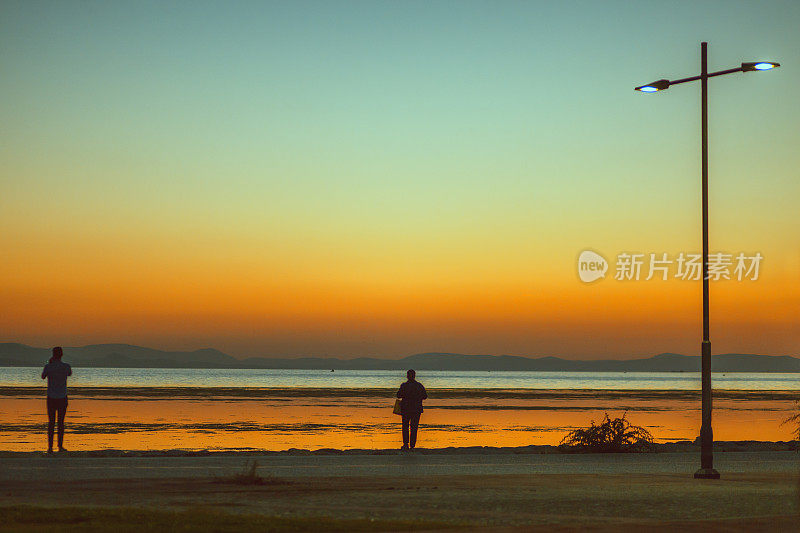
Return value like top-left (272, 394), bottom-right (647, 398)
top-left (693, 468), bottom-right (720, 479)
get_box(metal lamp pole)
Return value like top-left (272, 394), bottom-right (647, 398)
top-left (634, 42), bottom-right (779, 479)
top-left (699, 41), bottom-right (715, 480)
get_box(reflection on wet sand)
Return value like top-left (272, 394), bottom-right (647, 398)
top-left (1, 387), bottom-right (797, 452)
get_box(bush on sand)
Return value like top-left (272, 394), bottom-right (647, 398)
top-left (559, 412), bottom-right (654, 453)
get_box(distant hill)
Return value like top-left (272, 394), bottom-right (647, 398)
top-left (2, 343), bottom-right (800, 372)
top-left (0, 343), bottom-right (238, 369)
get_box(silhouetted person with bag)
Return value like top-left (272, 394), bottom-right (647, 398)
top-left (41, 346), bottom-right (71, 453)
top-left (397, 369), bottom-right (427, 450)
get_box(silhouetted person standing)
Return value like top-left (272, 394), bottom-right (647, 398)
top-left (41, 347), bottom-right (71, 453)
top-left (397, 369), bottom-right (427, 450)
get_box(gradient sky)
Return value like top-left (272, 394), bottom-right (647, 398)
top-left (2, 1), bottom-right (798, 359)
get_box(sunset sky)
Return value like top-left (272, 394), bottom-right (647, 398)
top-left (2, 1), bottom-right (798, 359)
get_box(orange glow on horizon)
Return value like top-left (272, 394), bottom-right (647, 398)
top-left (3, 262), bottom-right (797, 358)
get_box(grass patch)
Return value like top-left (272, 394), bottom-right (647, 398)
top-left (0, 506), bottom-right (450, 532)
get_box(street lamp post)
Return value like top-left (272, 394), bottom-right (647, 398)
top-left (634, 42), bottom-right (779, 480)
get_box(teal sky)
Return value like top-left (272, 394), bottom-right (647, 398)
top-left (2, 1), bottom-right (798, 358)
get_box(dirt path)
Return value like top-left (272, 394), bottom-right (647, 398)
top-left (1, 452), bottom-right (798, 529)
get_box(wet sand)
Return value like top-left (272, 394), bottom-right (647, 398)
top-left (2, 387), bottom-right (798, 451)
top-left (1, 450), bottom-right (798, 530)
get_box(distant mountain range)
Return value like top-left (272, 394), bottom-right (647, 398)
top-left (2, 343), bottom-right (800, 372)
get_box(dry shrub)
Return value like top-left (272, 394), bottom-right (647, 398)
top-left (780, 400), bottom-right (800, 441)
top-left (559, 412), bottom-right (654, 453)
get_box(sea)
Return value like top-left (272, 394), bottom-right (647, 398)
top-left (2, 367), bottom-right (800, 390)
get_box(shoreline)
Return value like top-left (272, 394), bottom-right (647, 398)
top-left (1, 440), bottom-right (797, 458)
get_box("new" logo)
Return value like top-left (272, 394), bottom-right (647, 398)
top-left (578, 250), bottom-right (608, 283)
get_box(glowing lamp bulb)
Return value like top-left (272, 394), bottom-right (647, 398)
top-left (634, 79), bottom-right (670, 92)
top-left (742, 62), bottom-right (780, 72)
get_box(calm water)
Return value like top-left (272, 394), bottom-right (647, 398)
top-left (2, 367), bottom-right (799, 390)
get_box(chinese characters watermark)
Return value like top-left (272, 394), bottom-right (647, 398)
top-left (578, 251), bottom-right (762, 283)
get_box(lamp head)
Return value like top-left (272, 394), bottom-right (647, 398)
top-left (635, 79), bottom-right (670, 92)
top-left (742, 62), bottom-right (780, 72)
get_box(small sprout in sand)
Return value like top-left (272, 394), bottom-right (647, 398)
top-left (559, 412), bottom-right (654, 453)
top-left (214, 460), bottom-right (282, 486)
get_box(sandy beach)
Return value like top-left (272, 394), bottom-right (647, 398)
top-left (1, 448), bottom-right (798, 531)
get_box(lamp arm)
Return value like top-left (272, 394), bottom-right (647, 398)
top-left (668, 67), bottom-right (744, 87)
